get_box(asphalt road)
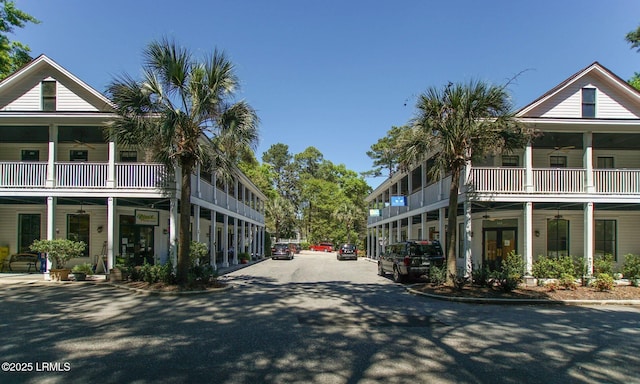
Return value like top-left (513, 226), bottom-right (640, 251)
top-left (1, 251), bottom-right (640, 384)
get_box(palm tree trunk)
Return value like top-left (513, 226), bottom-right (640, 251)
top-left (177, 164), bottom-right (193, 285)
top-left (446, 166), bottom-right (461, 285)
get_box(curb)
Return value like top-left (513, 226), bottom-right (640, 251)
top-left (406, 286), bottom-right (640, 306)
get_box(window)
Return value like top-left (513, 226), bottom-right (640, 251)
top-left (595, 220), bottom-right (616, 261)
top-left (68, 214), bottom-right (90, 257)
top-left (550, 156), bottom-right (567, 168)
top-left (597, 157), bottom-right (614, 169)
top-left (19, 214), bottom-right (40, 253)
top-left (582, 88), bottom-right (596, 118)
top-left (502, 155), bottom-right (519, 167)
top-left (42, 80), bottom-right (56, 111)
top-left (21, 150), bottom-right (39, 161)
top-left (70, 150), bottom-right (88, 162)
top-left (547, 218), bottom-right (569, 257)
top-left (119, 151), bottom-right (137, 162)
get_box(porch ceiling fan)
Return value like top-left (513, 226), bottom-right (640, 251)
top-left (73, 139), bottom-right (96, 150)
top-left (547, 145), bottom-right (575, 155)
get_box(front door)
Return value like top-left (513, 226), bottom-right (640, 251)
top-left (119, 215), bottom-right (155, 266)
top-left (483, 228), bottom-right (517, 270)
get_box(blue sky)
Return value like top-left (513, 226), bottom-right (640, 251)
top-left (12, 0), bottom-right (640, 188)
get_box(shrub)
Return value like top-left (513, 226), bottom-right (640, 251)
top-left (532, 255), bottom-right (584, 279)
top-left (30, 239), bottom-right (86, 269)
top-left (591, 273), bottom-right (615, 292)
top-left (72, 262), bottom-right (94, 275)
top-left (493, 251), bottom-right (525, 292)
top-left (472, 266), bottom-right (493, 287)
top-left (558, 273), bottom-right (577, 290)
top-left (428, 264), bottom-right (446, 286)
top-left (190, 241), bottom-right (209, 265)
top-left (593, 254), bottom-right (614, 277)
top-left (622, 254), bottom-right (640, 280)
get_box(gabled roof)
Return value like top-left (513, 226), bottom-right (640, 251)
top-left (0, 54), bottom-right (114, 111)
top-left (516, 61), bottom-right (640, 118)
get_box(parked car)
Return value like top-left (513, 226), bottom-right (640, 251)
top-left (377, 240), bottom-right (444, 283)
top-left (310, 242), bottom-right (334, 252)
top-left (290, 243), bottom-right (301, 254)
top-left (337, 243), bottom-right (357, 260)
top-left (271, 243), bottom-right (293, 260)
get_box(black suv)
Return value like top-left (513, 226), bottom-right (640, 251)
top-left (337, 243), bottom-right (357, 260)
top-left (271, 243), bottom-right (293, 260)
top-left (377, 240), bottom-right (444, 283)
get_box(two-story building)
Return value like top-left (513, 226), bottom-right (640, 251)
top-left (365, 62), bottom-right (640, 276)
top-left (0, 55), bottom-right (266, 276)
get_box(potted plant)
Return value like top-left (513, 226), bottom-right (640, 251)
top-left (30, 239), bottom-right (86, 281)
top-left (71, 262), bottom-right (94, 281)
top-left (239, 252), bottom-right (250, 264)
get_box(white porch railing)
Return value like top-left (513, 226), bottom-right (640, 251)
top-left (468, 167), bottom-right (525, 193)
top-left (595, 169), bottom-right (640, 194)
top-left (57, 162), bottom-right (108, 188)
top-left (0, 162), bottom-right (47, 187)
top-left (469, 167), bottom-right (588, 194)
top-left (116, 163), bottom-right (167, 188)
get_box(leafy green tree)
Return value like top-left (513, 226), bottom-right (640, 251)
top-left (0, 0), bottom-right (39, 80)
top-left (625, 25), bottom-right (640, 90)
top-left (333, 200), bottom-right (360, 244)
top-left (362, 125), bottom-right (407, 178)
top-left (265, 194), bottom-right (296, 241)
top-left (106, 38), bottom-right (259, 285)
top-left (399, 80), bottom-right (532, 284)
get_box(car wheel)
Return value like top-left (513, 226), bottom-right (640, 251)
top-left (392, 267), bottom-right (405, 283)
top-left (377, 262), bottom-right (385, 276)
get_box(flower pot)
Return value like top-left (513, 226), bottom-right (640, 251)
top-left (109, 267), bottom-right (128, 282)
top-left (241, 259), bottom-right (248, 264)
top-left (73, 272), bottom-right (87, 281)
top-left (50, 268), bottom-right (71, 281)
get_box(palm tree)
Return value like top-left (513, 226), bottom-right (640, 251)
top-left (265, 195), bottom-right (295, 242)
top-left (333, 200), bottom-right (359, 244)
top-left (399, 80), bottom-right (532, 284)
top-left (106, 38), bottom-right (259, 284)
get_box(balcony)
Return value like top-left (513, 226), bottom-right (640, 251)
top-left (367, 167), bottom-right (640, 224)
top-left (469, 167), bottom-right (640, 194)
top-left (0, 161), bottom-right (263, 220)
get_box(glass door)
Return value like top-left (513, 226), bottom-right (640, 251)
top-left (119, 215), bottom-right (155, 266)
top-left (483, 228), bottom-right (517, 270)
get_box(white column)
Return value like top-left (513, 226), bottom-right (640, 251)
top-left (421, 212), bottom-right (427, 240)
top-left (524, 202), bottom-right (533, 276)
top-left (584, 132), bottom-right (594, 193)
top-left (169, 197), bottom-right (178, 267)
top-left (107, 140), bottom-right (116, 188)
top-left (194, 205), bottom-right (200, 242)
top-left (46, 124), bottom-right (57, 188)
top-left (44, 196), bottom-right (56, 278)
top-left (584, 202), bottom-right (594, 276)
top-left (232, 218), bottom-right (239, 264)
top-left (195, 163), bottom-right (201, 198)
top-left (464, 201), bottom-right (472, 277)
top-left (397, 219), bottom-right (402, 241)
top-left (107, 197), bottom-right (115, 272)
top-left (525, 141), bottom-right (533, 192)
top-left (438, 207), bottom-right (446, 253)
top-left (210, 209), bottom-right (217, 270)
top-left (241, 220), bottom-right (246, 255)
top-left (222, 215), bottom-right (229, 267)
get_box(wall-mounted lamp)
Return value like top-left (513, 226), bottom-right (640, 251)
top-left (470, 231), bottom-right (474, 238)
top-left (162, 229), bottom-right (168, 235)
top-left (535, 230), bottom-right (540, 237)
top-left (55, 228), bottom-right (60, 234)
top-left (97, 225), bottom-right (104, 233)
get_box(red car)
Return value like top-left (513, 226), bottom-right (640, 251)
top-left (310, 242), bottom-right (334, 252)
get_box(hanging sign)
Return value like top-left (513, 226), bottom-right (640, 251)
top-left (135, 209), bottom-right (159, 226)
top-left (369, 209), bottom-right (382, 217)
top-left (390, 196), bottom-right (407, 207)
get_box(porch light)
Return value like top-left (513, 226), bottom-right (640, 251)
top-left (535, 230), bottom-right (540, 237)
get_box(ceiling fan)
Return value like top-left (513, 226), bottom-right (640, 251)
top-left (547, 145), bottom-right (575, 155)
top-left (73, 139), bottom-right (96, 150)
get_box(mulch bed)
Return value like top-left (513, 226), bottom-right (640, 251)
top-left (415, 284), bottom-right (640, 301)
top-left (108, 280), bottom-right (228, 292)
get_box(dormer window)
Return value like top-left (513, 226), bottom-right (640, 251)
top-left (581, 88), bottom-right (596, 118)
top-left (42, 80), bottom-right (56, 111)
